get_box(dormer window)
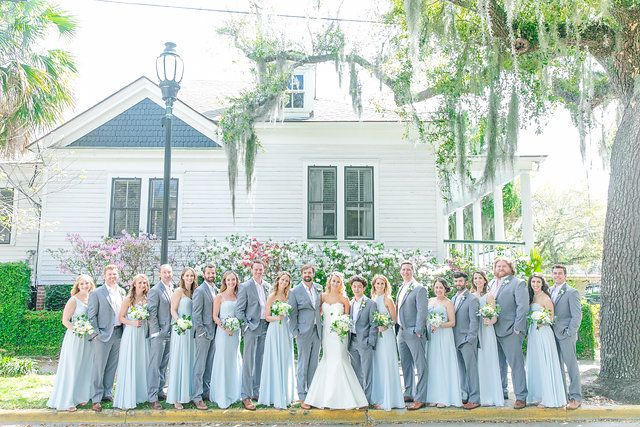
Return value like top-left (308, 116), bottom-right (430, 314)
top-left (285, 74), bottom-right (305, 109)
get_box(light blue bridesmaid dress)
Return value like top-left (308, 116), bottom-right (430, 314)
top-left (425, 302), bottom-right (462, 407)
top-left (370, 295), bottom-right (404, 411)
top-left (113, 303), bottom-right (150, 409)
top-left (477, 294), bottom-right (505, 406)
top-left (257, 302), bottom-right (297, 409)
top-left (166, 296), bottom-right (195, 405)
top-left (47, 296), bottom-right (94, 410)
top-left (210, 300), bottom-right (242, 408)
top-left (526, 303), bottom-right (567, 407)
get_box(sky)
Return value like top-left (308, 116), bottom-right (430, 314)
top-left (51, 0), bottom-right (610, 201)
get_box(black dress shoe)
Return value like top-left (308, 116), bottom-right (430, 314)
top-left (503, 392), bottom-right (509, 400)
top-left (102, 396), bottom-right (113, 402)
top-left (404, 396), bottom-right (413, 403)
top-left (158, 393), bottom-right (167, 401)
top-left (462, 399), bottom-right (468, 404)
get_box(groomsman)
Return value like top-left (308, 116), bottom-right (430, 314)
top-left (87, 264), bottom-right (125, 412)
top-left (396, 261), bottom-right (429, 410)
top-left (550, 264), bottom-right (583, 410)
top-left (191, 264), bottom-right (218, 410)
top-left (348, 275), bottom-right (378, 405)
top-left (289, 264), bottom-right (322, 410)
top-left (490, 257), bottom-right (528, 409)
top-left (236, 260), bottom-right (270, 411)
top-left (452, 272), bottom-right (481, 410)
top-left (147, 264), bottom-right (174, 410)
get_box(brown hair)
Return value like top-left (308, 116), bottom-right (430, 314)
top-left (202, 263), bottom-right (216, 274)
top-left (127, 274), bottom-right (150, 301)
top-left (300, 264), bottom-right (316, 274)
top-left (370, 274), bottom-right (391, 298)
top-left (471, 270), bottom-right (490, 295)
top-left (433, 277), bottom-right (451, 294)
top-left (400, 260), bottom-right (414, 270)
top-left (71, 274), bottom-right (96, 296)
top-left (552, 264), bottom-right (567, 275)
top-left (493, 257), bottom-right (515, 275)
top-left (220, 271), bottom-right (240, 296)
top-left (349, 275), bottom-right (368, 287)
top-left (272, 271), bottom-right (292, 300)
top-left (178, 267), bottom-right (198, 298)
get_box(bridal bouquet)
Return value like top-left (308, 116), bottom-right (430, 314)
top-left (373, 312), bottom-right (393, 337)
top-left (172, 315), bottom-right (193, 335)
top-left (221, 316), bottom-right (241, 335)
top-left (72, 314), bottom-right (95, 337)
top-left (428, 312), bottom-right (445, 328)
top-left (331, 314), bottom-right (352, 342)
top-left (529, 309), bottom-right (553, 327)
top-left (128, 305), bottom-right (149, 320)
top-left (477, 304), bottom-right (501, 319)
top-left (271, 300), bottom-right (292, 324)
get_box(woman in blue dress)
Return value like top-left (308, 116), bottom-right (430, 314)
top-left (471, 271), bottom-right (504, 407)
top-left (369, 274), bottom-right (404, 411)
top-left (425, 278), bottom-right (462, 408)
top-left (258, 271), bottom-right (297, 409)
top-left (526, 273), bottom-right (567, 408)
top-left (48, 274), bottom-right (95, 411)
top-left (210, 270), bottom-right (242, 408)
top-left (166, 267), bottom-right (197, 409)
top-left (113, 274), bottom-right (150, 409)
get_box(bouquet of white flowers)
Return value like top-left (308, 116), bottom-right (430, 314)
top-left (271, 300), bottom-right (292, 324)
top-left (373, 312), bottom-right (393, 337)
top-left (529, 308), bottom-right (553, 327)
top-left (428, 312), bottom-right (445, 328)
top-left (477, 304), bottom-right (501, 319)
top-left (72, 314), bottom-right (95, 337)
top-left (331, 314), bottom-right (352, 342)
top-left (172, 315), bottom-right (193, 335)
top-left (128, 305), bottom-right (149, 320)
top-left (221, 316), bottom-right (241, 335)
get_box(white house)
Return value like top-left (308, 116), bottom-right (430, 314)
top-left (0, 73), bottom-right (544, 285)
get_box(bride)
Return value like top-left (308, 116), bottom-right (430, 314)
top-left (302, 272), bottom-right (368, 410)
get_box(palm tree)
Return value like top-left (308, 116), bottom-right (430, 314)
top-left (0, 0), bottom-right (77, 157)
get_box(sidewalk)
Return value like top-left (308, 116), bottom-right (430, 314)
top-left (2, 405), bottom-right (640, 425)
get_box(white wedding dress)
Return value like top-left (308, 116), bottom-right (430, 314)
top-left (304, 302), bottom-right (369, 409)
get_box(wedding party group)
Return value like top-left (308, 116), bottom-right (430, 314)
top-left (47, 257), bottom-right (583, 413)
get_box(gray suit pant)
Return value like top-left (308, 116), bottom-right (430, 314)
top-left (295, 329), bottom-right (321, 400)
top-left (193, 334), bottom-right (216, 402)
top-left (457, 342), bottom-right (480, 403)
top-left (148, 335), bottom-right (171, 402)
top-left (90, 328), bottom-right (122, 402)
top-left (241, 320), bottom-right (268, 400)
top-left (398, 331), bottom-right (428, 403)
top-left (349, 339), bottom-right (374, 403)
top-left (496, 332), bottom-right (527, 401)
top-left (556, 336), bottom-right (582, 401)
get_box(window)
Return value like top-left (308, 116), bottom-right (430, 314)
top-left (285, 74), bottom-right (304, 109)
top-left (148, 178), bottom-right (178, 240)
top-left (109, 178), bottom-right (141, 236)
top-left (0, 188), bottom-right (14, 244)
top-left (307, 167), bottom-right (337, 239)
top-left (345, 167), bottom-right (374, 239)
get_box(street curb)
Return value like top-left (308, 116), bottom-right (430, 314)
top-left (1, 406), bottom-right (639, 424)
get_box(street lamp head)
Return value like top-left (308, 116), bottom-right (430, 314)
top-left (156, 41), bottom-right (184, 102)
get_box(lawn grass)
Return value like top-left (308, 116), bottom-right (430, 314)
top-left (0, 374), bottom-right (54, 409)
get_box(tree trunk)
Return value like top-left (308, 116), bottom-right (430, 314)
top-left (599, 87), bottom-right (640, 395)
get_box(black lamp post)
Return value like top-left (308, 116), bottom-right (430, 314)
top-left (156, 42), bottom-right (183, 264)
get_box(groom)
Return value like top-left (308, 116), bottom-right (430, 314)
top-left (396, 261), bottom-right (429, 410)
top-left (289, 264), bottom-right (322, 410)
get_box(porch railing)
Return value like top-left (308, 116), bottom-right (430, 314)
top-left (443, 239), bottom-right (526, 269)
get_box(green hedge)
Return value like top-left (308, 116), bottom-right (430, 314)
top-left (0, 262), bottom-right (31, 351)
top-left (44, 284), bottom-right (73, 311)
top-left (577, 301), bottom-right (596, 360)
top-left (14, 310), bottom-right (65, 357)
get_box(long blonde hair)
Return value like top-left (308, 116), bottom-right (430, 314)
top-left (127, 274), bottom-right (150, 301)
top-left (272, 271), bottom-right (292, 300)
top-left (370, 274), bottom-right (391, 298)
top-left (71, 274), bottom-right (95, 296)
top-left (325, 271), bottom-right (346, 296)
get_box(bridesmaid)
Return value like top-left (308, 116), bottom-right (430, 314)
top-left (425, 278), bottom-right (462, 408)
top-left (471, 271), bottom-right (504, 407)
top-left (210, 271), bottom-right (242, 408)
top-left (47, 275), bottom-right (95, 411)
top-left (369, 274), bottom-right (404, 411)
top-left (258, 271), bottom-right (297, 409)
top-left (114, 274), bottom-right (150, 410)
top-left (166, 267), bottom-right (197, 409)
top-left (526, 273), bottom-right (567, 408)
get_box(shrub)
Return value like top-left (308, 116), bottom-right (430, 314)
top-left (14, 310), bottom-right (65, 357)
top-left (0, 356), bottom-right (39, 377)
top-left (44, 285), bottom-right (73, 311)
top-left (577, 301), bottom-right (596, 360)
top-left (0, 262), bottom-right (31, 351)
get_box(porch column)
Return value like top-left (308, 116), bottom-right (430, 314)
top-left (493, 185), bottom-right (505, 241)
top-left (472, 199), bottom-right (483, 265)
top-left (455, 207), bottom-right (464, 252)
top-left (520, 171), bottom-right (534, 252)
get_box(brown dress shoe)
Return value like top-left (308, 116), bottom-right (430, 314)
top-left (566, 400), bottom-right (582, 410)
top-left (92, 402), bottom-right (102, 412)
top-left (151, 401), bottom-right (162, 410)
top-left (300, 402), bottom-right (312, 410)
top-left (194, 400), bottom-right (207, 410)
top-left (513, 400), bottom-right (526, 409)
top-left (242, 398), bottom-right (256, 411)
top-left (407, 401), bottom-right (425, 410)
top-left (463, 402), bottom-right (480, 410)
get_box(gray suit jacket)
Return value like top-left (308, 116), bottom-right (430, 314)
top-left (87, 284), bottom-right (125, 342)
top-left (235, 278), bottom-right (270, 331)
top-left (193, 282), bottom-right (216, 340)
top-left (492, 275), bottom-right (529, 338)
top-left (551, 284), bottom-right (582, 341)
top-left (397, 281), bottom-right (429, 339)
top-left (147, 282), bottom-right (173, 338)
top-left (349, 296), bottom-right (379, 349)
top-left (288, 282), bottom-right (322, 338)
top-left (453, 290), bottom-right (480, 348)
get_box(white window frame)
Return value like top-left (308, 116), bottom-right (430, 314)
top-left (284, 65), bottom-right (315, 119)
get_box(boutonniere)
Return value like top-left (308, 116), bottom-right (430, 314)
top-left (407, 282), bottom-right (415, 293)
top-left (315, 285), bottom-right (323, 294)
top-left (558, 288), bottom-right (566, 297)
top-left (119, 288), bottom-right (126, 296)
top-left (361, 299), bottom-right (367, 309)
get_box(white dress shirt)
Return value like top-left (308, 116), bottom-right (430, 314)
top-left (304, 283), bottom-right (316, 307)
top-left (106, 284), bottom-right (123, 326)
top-left (351, 296), bottom-right (363, 333)
top-left (255, 279), bottom-right (267, 319)
top-left (551, 282), bottom-right (565, 303)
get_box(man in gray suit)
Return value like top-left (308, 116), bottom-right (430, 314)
top-left (452, 272), bottom-right (481, 410)
top-left (191, 263), bottom-right (217, 410)
top-left (490, 257), bottom-right (529, 409)
top-left (347, 275), bottom-right (378, 405)
top-left (147, 264), bottom-right (174, 410)
top-left (87, 264), bottom-right (124, 412)
top-left (235, 260), bottom-right (270, 411)
top-left (396, 261), bottom-right (429, 410)
top-left (551, 264), bottom-right (583, 410)
top-left (290, 264), bottom-right (322, 410)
